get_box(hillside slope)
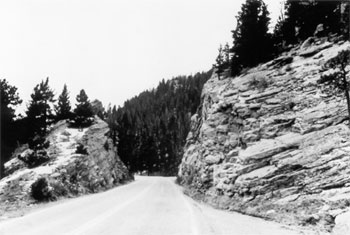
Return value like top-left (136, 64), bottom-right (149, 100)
top-left (0, 118), bottom-right (132, 219)
top-left (178, 37), bottom-right (350, 232)
top-left (113, 71), bottom-right (211, 175)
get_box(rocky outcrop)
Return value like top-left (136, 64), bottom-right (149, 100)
top-left (0, 118), bottom-right (132, 219)
top-left (178, 38), bottom-right (350, 232)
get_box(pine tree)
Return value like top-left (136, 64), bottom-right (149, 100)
top-left (26, 77), bottom-right (55, 137)
top-left (213, 45), bottom-right (225, 79)
top-left (231, 0), bottom-right (273, 75)
top-left (106, 105), bottom-right (119, 144)
top-left (55, 84), bottom-right (72, 121)
top-left (223, 43), bottom-right (231, 66)
top-left (73, 89), bottom-right (94, 127)
top-left (0, 79), bottom-right (22, 178)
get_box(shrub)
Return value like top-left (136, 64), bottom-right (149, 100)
top-left (31, 177), bottom-right (53, 201)
top-left (76, 143), bottom-right (88, 155)
top-left (50, 180), bottom-right (69, 199)
top-left (18, 149), bottom-right (50, 168)
top-left (31, 177), bottom-right (70, 201)
top-left (249, 76), bottom-right (269, 91)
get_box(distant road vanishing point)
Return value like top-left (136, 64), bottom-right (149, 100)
top-left (0, 176), bottom-right (310, 235)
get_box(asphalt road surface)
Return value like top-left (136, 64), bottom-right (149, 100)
top-left (0, 176), bottom-right (312, 235)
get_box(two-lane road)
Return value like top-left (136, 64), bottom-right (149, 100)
top-left (0, 176), bottom-right (313, 235)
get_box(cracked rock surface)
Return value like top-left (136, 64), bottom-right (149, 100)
top-left (178, 38), bottom-right (350, 233)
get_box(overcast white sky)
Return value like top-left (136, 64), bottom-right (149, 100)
top-left (0, 0), bottom-right (283, 114)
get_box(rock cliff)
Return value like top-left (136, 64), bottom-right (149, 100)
top-left (0, 118), bottom-right (132, 219)
top-left (178, 38), bottom-right (350, 232)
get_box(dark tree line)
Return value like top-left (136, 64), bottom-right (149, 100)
top-left (1, 78), bottom-right (96, 178)
top-left (274, 0), bottom-right (349, 46)
top-left (1, 79), bottom-right (22, 177)
top-left (105, 71), bottom-right (212, 175)
top-left (214, 0), bottom-right (350, 78)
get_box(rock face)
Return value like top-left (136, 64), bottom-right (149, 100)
top-left (0, 118), bottom-right (132, 218)
top-left (178, 39), bottom-right (350, 232)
